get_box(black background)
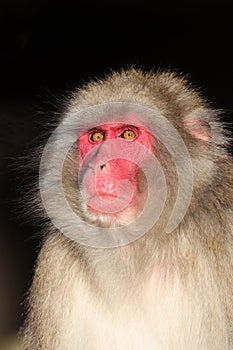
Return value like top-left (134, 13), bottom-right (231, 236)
top-left (0, 0), bottom-right (233, 340)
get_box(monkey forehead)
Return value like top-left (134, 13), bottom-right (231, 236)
top-left (78, 119), bottom-right (150, 134)
top-left (90, 122), bottom-right (128, 130)
top-left (79, 122), bottom-right (148, 135)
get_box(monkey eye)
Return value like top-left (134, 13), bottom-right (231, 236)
top-left (89, 131), bottom-right (104, 143)
top-left (120, 129), bottom-right (137, 141)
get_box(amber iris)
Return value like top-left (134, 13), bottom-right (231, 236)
top-left (121, 129), bottom-right (137, 140)
top-left (90, 131), bottom-right (104, 142)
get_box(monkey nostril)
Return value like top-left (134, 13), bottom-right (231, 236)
top-left (99, 163), bottom-right (106, 170)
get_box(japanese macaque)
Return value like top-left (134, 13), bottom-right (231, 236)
top-left (22, 69), bottom-right (233, 350)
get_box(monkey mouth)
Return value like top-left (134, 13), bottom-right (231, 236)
top-left (95, 193), bottom-right (119, 201)
top-left (87, 193), bottom-right (133, 214)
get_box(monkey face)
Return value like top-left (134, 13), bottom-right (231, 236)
top-left (78, 123), bottom-right (154, 226)
top-left (39, 98), bottom-right (200, 246)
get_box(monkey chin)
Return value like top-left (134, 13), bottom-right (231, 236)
top-left (85, 194), bottom-right (145, 228)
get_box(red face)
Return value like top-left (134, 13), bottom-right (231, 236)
top-left (78, 123), bottom-right (154, 224)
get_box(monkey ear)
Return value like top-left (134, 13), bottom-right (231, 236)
top-left (184, 118), bottom-right (211, 143)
